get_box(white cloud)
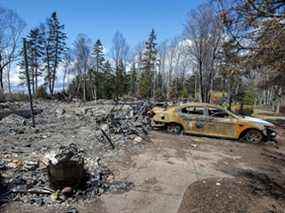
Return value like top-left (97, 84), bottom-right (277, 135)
top-left (10, 65), bottom-right (22, 85)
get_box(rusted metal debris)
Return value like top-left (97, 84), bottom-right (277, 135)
top-left (47, 144), bottom-right (85, 189)
top-left (94, 101), bottom-right (152, 149)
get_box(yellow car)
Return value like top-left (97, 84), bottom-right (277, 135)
top-left (151, 103), bottom-right (277, 143)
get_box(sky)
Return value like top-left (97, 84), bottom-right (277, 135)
top-left (0, 0), bottom-right (203, 90)
top-left (0, 0), bottom-right (202, 49)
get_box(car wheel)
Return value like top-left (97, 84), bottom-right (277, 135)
top-left (166, 124), bottom-right (183, 135)
top-left (242, 129), bottom-right (264, 144)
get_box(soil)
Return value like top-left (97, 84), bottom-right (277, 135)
top-left (177, 176), bottom-right (285, 213)
top-left (1, 100), bottom-right (285, 213)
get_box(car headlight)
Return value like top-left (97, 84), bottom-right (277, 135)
top-left (266, 127), bottom-right (277, 138)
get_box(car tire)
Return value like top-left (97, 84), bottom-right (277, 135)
top-left (242, 129), bottom-right (264, 144)
top-left (166, 124), bottom-right (183, 135)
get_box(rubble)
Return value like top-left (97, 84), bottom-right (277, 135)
top-left (47, 144), bottom-right (85, 189)
top-left (0, 143), bottom-right (134, 208)
top-left (0, 114), bottom-right (27, 127)
top-left (0, 100), bottom-right (153, 208)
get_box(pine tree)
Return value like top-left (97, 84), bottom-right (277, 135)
top-left (19, 27), bottom-right (44, 95)
top-left (115, 59), bottom-right (127, 98)
top-left (27, 27), bottom-right (44, 93)
top-left (19, 41), bottom-right (33, 92)
top-left (139, 29), bottom-right (158, 98)
top-left (93, 39), bottom-right (105, 73)
top-left (44, 12), bottom-right (67, 95)
top-left (103, 60), bottom-right (115, 98)
top-left (91, 39), bottom-right (106, 99)
top-left (155, 71), bottom-right (165, 100)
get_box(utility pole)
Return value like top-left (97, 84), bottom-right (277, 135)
top-left (23, 38), bottom-right (35, 127)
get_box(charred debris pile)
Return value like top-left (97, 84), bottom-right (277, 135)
top-left (0, 100), bottom-right (155, 207)
top-left (0, 143), bottom-right (134, 207)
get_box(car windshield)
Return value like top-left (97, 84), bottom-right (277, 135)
top-left (181, 106), bottom-right (204, 115)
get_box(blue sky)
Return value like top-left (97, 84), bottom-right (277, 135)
top-left (0, 0), bottom-right (202, 49)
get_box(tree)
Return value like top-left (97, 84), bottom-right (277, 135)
top-left (93, 39), bottom-right (105, 73)
top-left (62, 50), bottom-right (72, 91)
top-left (44, 12), bottom-right (67, 95)
top-left (139, 29), bottom-right (158, 98)
top-left (92, 39), bottom-right (106, 99)
top-left (217, 0), bottom-right (285, 111)
top-left (102, 60), bottom-right (115, 98)
top-left (184, 3), bottom-right (223, 103)
top-left (72, 34), bottom-right (92, 101)
top-left (19, 27), bottom-right (44, 95)
top-left (158, 38), bottom-right (192, 100)
top-left (0, 6), bottom-right (25, 94)
top-left (111, 31), bottom-right (129, 66)
top-left (129, 62), bottom-right (137, 97)
top-left (111, 31), bottom-right (129, 98)
top-left (115, 59), bottom-right (127, 98)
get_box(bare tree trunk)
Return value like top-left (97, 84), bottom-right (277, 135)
top-left (62, 69), bottom-right (66, 92)
top-left (32, 68), bottom-right (35, 95)
top-left (194, 74), bottom-right (197, 100)
top-left (0, 87), bottom-right (4, 102)
top-left (7, 63), bottom-right (11, 93)
top-left (35, 69), bottom-right (38, 93)
top-left (83, 75), bottom-right (86, 102)
top-left (198, 60), bottom-right (204, 102)
top-left (23, 38), bottom-right (35, 128)
top-left (0, 68), bottom-right (4, 91)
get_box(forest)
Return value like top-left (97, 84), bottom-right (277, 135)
top-left (0, 0), bottom-right (284, 112)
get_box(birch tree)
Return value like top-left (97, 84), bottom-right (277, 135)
top-left (0, 6), bottom-right (25, 95)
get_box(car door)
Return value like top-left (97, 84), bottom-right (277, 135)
top-left (203, 107), bottom-right (238, 138)
top-left (177, 105), bottom-right (209, 135)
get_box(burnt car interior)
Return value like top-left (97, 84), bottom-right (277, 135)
top-left (181, 107), bottom-right (204, 115)
top-left (208, 108), bottom-right (230, 118)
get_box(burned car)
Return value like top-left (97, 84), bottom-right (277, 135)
top-left (151, 103), bottom-right (277, 143)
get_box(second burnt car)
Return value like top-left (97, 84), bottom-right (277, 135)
top-left (151, 103), bottom-right (277, 143)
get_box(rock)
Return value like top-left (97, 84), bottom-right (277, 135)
top-left (24, 160), bottom-right (39, 171)
top-left (61, 187), bottom-right (73, 197)
top-left (0, 160), bottom-right (7, 170)
top-left (106, 173), bottom-right (115, 183)
top-left (134, 136), bottom-right (142, 143)
top-left (8, 159), bottom-right (23, 169)
top-left (55, 107), bottom-right (65, 117)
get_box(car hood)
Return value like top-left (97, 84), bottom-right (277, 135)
top-left (242, 116), bottom-right (274, 127)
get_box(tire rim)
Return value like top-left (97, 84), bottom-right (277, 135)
top-left (247, 130), bottom-right (263, 143)
top-left (167, 125), bottom-right (181, 134)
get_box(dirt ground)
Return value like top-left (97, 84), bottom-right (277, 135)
top-left (1, 101), bottom-right (285, 213)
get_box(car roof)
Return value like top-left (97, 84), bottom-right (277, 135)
top-left (171, 102), bottom-right (239, 118)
